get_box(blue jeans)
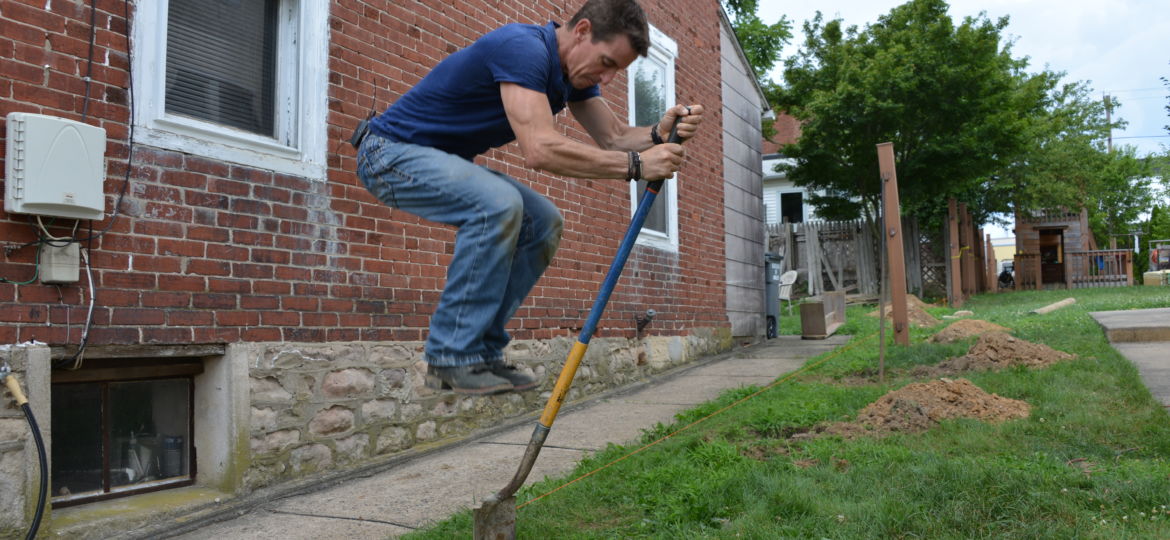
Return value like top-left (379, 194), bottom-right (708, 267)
top-left (356, 134), bottom-right (563, 367)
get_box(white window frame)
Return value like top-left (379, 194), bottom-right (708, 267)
top-left (130, 0), bottom-right (329, 179)
top-left (627, 24), bottom-right (679, 252)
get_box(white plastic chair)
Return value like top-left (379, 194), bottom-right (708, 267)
top-left (777, 270), bottom-right (798, 315)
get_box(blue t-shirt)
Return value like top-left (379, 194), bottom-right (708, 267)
top-left (369, 22), bottom-right (601, 160)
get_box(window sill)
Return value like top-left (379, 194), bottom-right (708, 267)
top-left (636, 231), bottom-right (679, 253)
top-left (135, 125), bottom-right (326, 180)
top-left (51, 486), bottom-right (231, 538)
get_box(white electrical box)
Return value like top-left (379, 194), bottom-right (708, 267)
top-left (5, 112), bottom-right (107, 220)
top-left (40, 242), bottom-right (80, 283)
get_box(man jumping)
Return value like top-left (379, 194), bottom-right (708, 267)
top-left (355, 0), bottom-right (704, 394)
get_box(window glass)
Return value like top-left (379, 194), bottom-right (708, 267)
top-left (165, 0), bottom-right (278, 135)
top-left (630, 56), bottom-right (669, 233)
top-left (51, 376), bottom-right (194, 505)
top-left (109, 379), bottom-right (192, 487)
top-left (51, 384), bottom-right (104, 497)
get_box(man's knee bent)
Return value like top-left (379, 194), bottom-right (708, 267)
top-left (538, 211), bottom-right (564, 265)
top-left (487, 190), bottom-right (525, 245)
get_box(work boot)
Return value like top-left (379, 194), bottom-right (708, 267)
top-left (424, 364), bottom-right (512, 395)
top-left (485, 362), bottom-right (540, 391)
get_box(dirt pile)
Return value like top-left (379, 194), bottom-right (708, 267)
top-left (929, 319), bottom-right (1011, 343)
top-left (806, 378), bottom-right (1030, 439)
top-left (867, 294), bottom-right (940, 327)
top-left (912, 331), bottom-right (1074, 377)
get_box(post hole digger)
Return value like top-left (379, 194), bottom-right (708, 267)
top-left (472, 120), bottom-right (686, 539)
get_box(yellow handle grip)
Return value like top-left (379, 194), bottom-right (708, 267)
top-left (539, 341), bottom-right (588, 427)
top-left (4, 374), bottom-right (29, 407)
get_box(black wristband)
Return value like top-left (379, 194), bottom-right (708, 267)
top-left (627, 151), bottom-right (635, 180)
top-left (650, 122), bottom-right (663, 145)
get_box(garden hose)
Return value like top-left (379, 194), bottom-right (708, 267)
top-left (2, 367), bottom-right (47, 540)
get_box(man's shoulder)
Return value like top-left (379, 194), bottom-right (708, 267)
top-left (470, 22), bottom-right (555, 88)
top-left (477, 22), bottom-right (548, 50)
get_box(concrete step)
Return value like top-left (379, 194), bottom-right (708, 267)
top-left (1090, 308), bottom-right (1170, 343)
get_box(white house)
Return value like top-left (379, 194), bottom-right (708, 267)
top-left (762, 153), bottom-right (820, 224)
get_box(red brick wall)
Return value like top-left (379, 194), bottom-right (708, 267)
top-left (0, 0), bottom-right (728, 347)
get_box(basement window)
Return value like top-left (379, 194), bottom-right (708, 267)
top-left (50, 359), bottom-right (201, 507)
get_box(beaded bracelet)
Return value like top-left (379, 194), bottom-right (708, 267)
top-left (627, 151), bottom-right (642, 181)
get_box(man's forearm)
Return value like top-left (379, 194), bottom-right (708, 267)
top-left (524, 135), bottom-right (633, 180)
top-left (602, 123), bottom-right (657, 153)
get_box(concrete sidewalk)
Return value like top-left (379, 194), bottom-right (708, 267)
top-left (151, 335), bottom-right (847, 539)
top-left (1091, 307), bottom-right (1170, 408)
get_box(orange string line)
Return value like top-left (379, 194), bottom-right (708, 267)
top-left (516, 331), bottom-right (878, 510)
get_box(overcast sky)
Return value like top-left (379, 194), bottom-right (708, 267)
top-left (757, 0), bottom-right (1170, 158)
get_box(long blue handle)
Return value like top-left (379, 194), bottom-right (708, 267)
top-left (577, 117), bottom-right (682, 341)
top-left (477, 118), bottom-right (686, 512)
top-left (578, 180), bottom-right (663, 343)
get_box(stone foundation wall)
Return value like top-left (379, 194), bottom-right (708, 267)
top-left (0, 344), bottom-right (50, 538)
top-left (240, 328), bottom-right (731, 490)
top-left (0, 330), bottom-right (733, 534)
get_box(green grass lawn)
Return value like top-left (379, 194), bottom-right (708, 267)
top-left (407, 286), bottom-right (1170, 539)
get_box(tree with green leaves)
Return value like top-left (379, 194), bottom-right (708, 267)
top-left (1087, 148), bottom-right (1155, 246)
top-left (721, 0), bottom-right (792, 86)
top-left (991, 82), bottom-right (1120, 214)
top-left (1151, 205), bottom-right (1170, 243)
top-left (1136, 204), bottom-right (1170, 274)
top-left (989, 77), bottom-right (1157, 249)
top-left (720, 0), bottom-right (792, 138)
top-left (773, 0), bottom-right (1053, 226)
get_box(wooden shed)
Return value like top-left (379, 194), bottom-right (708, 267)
top-left (1013, 208), bottom-right (1132, 289)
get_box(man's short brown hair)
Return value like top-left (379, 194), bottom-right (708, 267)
top-left (568, 0), bottom-right (650, 57)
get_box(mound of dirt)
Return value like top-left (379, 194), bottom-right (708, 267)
top-left (912, 331), bottom-right (1074, 377)
top-left (929, 319), bottom-right (1011, 343)
top-left (867, 294), bottom-right (940, 327)
top-left (812, 378), bottom-right (1030, 439)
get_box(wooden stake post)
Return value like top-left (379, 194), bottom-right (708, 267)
top-left (986, 233), bottom-right (997, 293)
top-left (959, 203), bottom-right (975, 296)
top-left (876, 143), bottom-right (909, 346)
top-left (947, 198), bottom-right (963, 307)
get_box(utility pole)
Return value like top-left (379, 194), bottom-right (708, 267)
top-left (1104, 93), bottom-right (1113, 153)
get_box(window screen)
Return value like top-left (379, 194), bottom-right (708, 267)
top-left (165, 0), bottom-right (278, 136)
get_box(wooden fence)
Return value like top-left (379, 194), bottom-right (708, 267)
top-left (944, 199), bottom-right (993, 307)
top-left (1011, 250), bottom-right (1132, 290)
top-left (1065, 250), bottom-right (1133, 288)
top-left (1013, 253), bottom-right (1041, 290)
top-left (767, 217), bottom-right (935, 299)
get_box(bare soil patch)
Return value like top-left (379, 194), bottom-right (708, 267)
top-left (929, 319), bottom-right (1011, 343)
top-left (912, 331), bottom-right (1074, 377)
top-left (794, 378), bottom-right (1030, 440)
top-left (867, 294), bottom-right (940, 327)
